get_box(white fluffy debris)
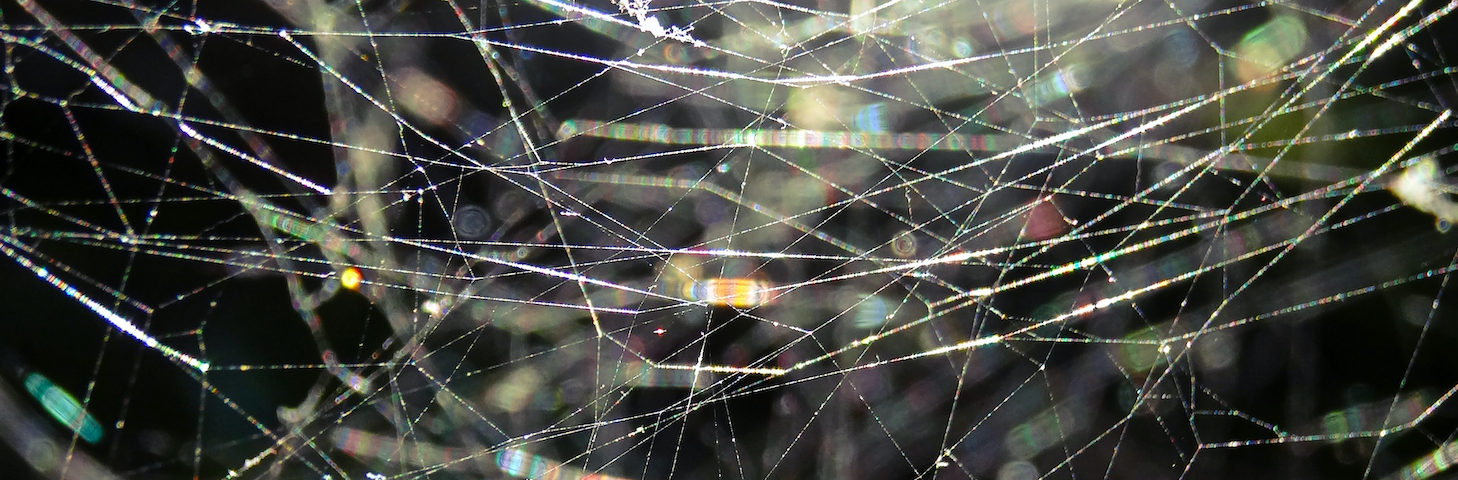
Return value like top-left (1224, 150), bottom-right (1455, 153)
top-left (1389, 157), bottom-right (1458, 232)
top-left (614, 0), bottom-right (706, 46)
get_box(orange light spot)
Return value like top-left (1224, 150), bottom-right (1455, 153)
top-left (686, 278), bottom-right (769, 308)
top-left (339, 267), bottom-right (362, 290)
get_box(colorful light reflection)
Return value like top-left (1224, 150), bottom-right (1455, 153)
top-left (23, 373), bottom-right (102, 444)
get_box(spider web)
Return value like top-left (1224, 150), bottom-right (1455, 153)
top-left (3, 0), bottom-right (1458, 479)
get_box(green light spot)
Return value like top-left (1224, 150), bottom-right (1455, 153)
top-left (1238, 15), bottom-right (1308, 70)
top-left (24, 373), bottom-right (103, 444)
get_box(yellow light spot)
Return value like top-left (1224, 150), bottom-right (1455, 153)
top-left (340, 267), bottom-right (362, 290)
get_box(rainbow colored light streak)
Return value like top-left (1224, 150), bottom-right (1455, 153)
top-left (0, 235), bottom-right (210, 373)
top-left (333, 427), bottom-right (629, 480)
top-left (559, 119), bottom-right (1010, 151)
top-left (1323, 393), bottom-right (1430, 438)
top-left (333, 427), bottom-right (471, 468)
top-left (496, 446), bottom-right (629, 480)
top-left (258, 209), bottom-right (363, 258)
top-left (683, 278), bottom-right (770, 308)
top-left (1387, 440), bottom-right (1458, 480)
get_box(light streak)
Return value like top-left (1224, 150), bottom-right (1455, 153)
top-left (0, 235), bottom-right (209, 373)
top-left (560, 119), bottom-right (1017, 151)
top-left (683, 278), bottom-right (771, 308)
